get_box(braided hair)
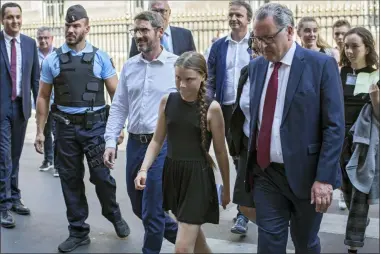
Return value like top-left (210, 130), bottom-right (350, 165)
top-left (175, 51), bottom-right (216, 169)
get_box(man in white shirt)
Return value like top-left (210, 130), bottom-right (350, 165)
top-left (246, 3), bottom-right (344, 253)
top-left (206, 0), bottom-right (253, 235)
top-left (103, 11), bottom-right (178, 254)
top-left (0, 2), bottom-right (40, 228)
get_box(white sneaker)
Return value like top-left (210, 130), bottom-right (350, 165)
top-left (338, 191), bottom-right (347, 210)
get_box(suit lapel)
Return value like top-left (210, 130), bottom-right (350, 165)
top-left (0, 31), bottom-right (11, 75)
top-left (20, 34), bottom-right (27, 88)
top-left (252, 58), bottom-right (268, 118)
top-left (248, 58), bottom-right (268, 152)
top-left (170, 27), bottom-right (178, 55)
top-left (281, 45), bottom-right (305, 125)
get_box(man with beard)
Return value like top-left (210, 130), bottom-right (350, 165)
top-left (34, 5), bottom-right (129, 253)
top-left (129, 0), bottom-right (196, 57)
top-left (104, 11), bottom-right (178, 254)
top-left (206, 0), bottom-right (253, 235)
top-left (0, 2), bottom-right (39, 228)
top-left (36, 26), bottom-right (58, 177)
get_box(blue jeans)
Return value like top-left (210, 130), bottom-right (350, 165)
top-left (126, 136), bottom-right (178, 254)
top-left (43, 112), bottom-right (56, 163)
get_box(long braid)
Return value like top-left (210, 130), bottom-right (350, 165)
top-left (198, 80), bottom-right (216, 169)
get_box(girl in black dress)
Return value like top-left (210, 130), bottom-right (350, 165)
top-left (135, 51), bottom-right (230, 253)
top-left (339, 27), bottom-right (379, 254)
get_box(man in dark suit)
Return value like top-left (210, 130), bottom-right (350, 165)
top-left (0, 2), bottom-right (39, 228)
top-left (246, 3), bottom-right (345, 253)
top-left (128, 0), bottom-right (196, 57)
top-left (206, 0), bottom-right (253, 235)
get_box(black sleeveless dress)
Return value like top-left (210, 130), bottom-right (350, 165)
top-left (162, 92), bottom-right (219, 225)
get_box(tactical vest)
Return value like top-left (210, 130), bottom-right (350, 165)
top-left (53, 46), bottom-right (105, 107)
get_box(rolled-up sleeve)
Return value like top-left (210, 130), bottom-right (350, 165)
top-left (104, 63), bottom-right (129, 148)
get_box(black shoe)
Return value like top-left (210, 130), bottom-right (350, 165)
top-left (113, 218), bottom-right (130, 238)
top-left (11, 200), bottom-right (30, 215)
top-left (1, 211), bottom-right (15, 228)
top-left (39, 161), bottom-right (54, 171)
top-left (58, 236), bottom-right (90, 253)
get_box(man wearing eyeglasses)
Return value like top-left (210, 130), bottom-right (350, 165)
top-left (128, 0), bottom-right (196, 57)
top-left (245, 3), bottom-right (344, 254)
top-left (104, 10), bottom-right (178, 254)
top-left (36, 26), bottom-right (58, 177)
top-left (206, 0), bottom-right (253, 236)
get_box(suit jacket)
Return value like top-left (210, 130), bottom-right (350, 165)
top-left (0, 31), bottom-right (40, 121)
top-left (245, 43), bottom-right (345, 199)
top-left (227, 65), bottom-right (249, 157)
top-left (129, 26), bottom-right (196, 58)
top-left (206, 36), bottom-right (253, 103)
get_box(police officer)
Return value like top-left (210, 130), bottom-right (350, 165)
top-left (34, 5), bottom-right (129, 253)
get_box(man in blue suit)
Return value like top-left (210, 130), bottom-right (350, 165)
top-left (0, 2), bottom-right (40, 228)
top-left (206, 0), bottom-right (253, 235)
top-left (245, 3), bottom-right (345, 254)
top-left (128, 0), bottom-right (196, 57)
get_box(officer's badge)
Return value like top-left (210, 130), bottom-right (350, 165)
top-left (72, 15), bottom-right (75, 21)
top-left (110, 58), bottom-right (115, 69)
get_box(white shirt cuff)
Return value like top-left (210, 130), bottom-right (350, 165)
top-left (105, 139), bottom-right (117, 149)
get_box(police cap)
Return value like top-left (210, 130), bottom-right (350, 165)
top-left (65, 5), bottom-right (88, 23)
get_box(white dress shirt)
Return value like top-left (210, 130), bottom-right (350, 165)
top-left (4, 31), bottom-right (22, 97)
top-left (223, 31), bottom-right (251, 105)
top-left (257, 42), bottom-right (297, 163)
top-left (239, 77), bottom-right (251, 138)
top-left (104, 49), bottom-right (178, 148)
top-left (163, 26), bottom-right (174, 53)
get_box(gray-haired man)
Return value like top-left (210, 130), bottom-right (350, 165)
top-left (104, 11), bottom-right (178, 254)
top-left (36, 26), bottom-right (58, 176)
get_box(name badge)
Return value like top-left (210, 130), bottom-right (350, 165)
top-left (346, 73), bottom-right (357, 86)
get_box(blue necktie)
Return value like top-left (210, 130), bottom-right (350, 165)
top-left (161, 34), bottom-right (170, 51)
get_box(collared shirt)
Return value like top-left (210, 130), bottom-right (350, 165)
top-left (163, 26), bottom-right (174, 53)
top-left (4, 31), bottom-right (22, 97)
top-left (38, 47), bottom-right (55, 105)
top-left (258, 41), bottom-right (297, 163)
top-left (40, 41), bottom-right (116, 114)
top-left (104, 49), bottom-right (178, 148)
top-left (223, 31), bottom-right (251, 105)
top-left (38, 47), bottom-right (54, 68)
top-left (239, 77), bottom-right (251, 138)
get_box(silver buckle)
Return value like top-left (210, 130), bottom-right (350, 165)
top-left (139, 135), bottom-right (148, 144)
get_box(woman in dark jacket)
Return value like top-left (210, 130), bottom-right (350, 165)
top-left (339, 27), bottom-right (379, 254)
top-left (228, 35), bottom-right (262, 233)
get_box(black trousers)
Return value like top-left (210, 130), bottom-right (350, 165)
top-left (55, 120), bottom-right (122, 238)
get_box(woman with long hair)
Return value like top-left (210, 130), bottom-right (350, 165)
top-left (134, 51), bottom-right (230, 253)
top-left (339, 27), bottom-right (379, 254)
top-left (297, 16), bottom-right (340, 63)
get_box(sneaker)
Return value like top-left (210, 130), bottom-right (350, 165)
top-left (230, 216), bottom-right (248, 235)
top-left (39, 161), bottom-right (53, 171)
top-left (53, 168), bottom-right (59, 177)
top-left (338, 191), bottom-right (347, 210)
top-left (58, 236), bottom-right (90, 253)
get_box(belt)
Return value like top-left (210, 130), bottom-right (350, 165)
top-left (129, 133), bottom-right (153, 144)
top-left (270, 162), bottom-right (285, 170)
top-left (58, 109), bottom-right (107, 125)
